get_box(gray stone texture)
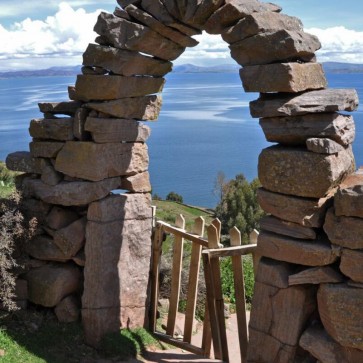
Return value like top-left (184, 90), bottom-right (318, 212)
top-left (26, 264), bottom-right (81, 307)
top-left (94, 12), bottom-right (185, 61)
top-left (251, 89), bottom-right (359, 118)
top-left (230, 30), bottom-right (320, 66)
top-left (257, 188), bottom-right (334, 228)
top-left (83, 43), bottom-right (172, 77)
top-left (259, 113), bottom-right (355, 147)
top-left (318, 284), bottom-right (363, 350)
top-left (55, 142), bottom-right (149, 182)
top-left (222, 12), bottom-right (302, 44)
top-left (324, 208), bottom-right (363, 250)
top-left (257, 231), bottom-right (339, 267)
top-left (340, 249), bottom-right (363, 283)
top-left (335, 172), bottom-right (363, 218)
top-left (85, 95), bottom-right (162, 120)
top-left (306, 138), bottom-right (345, 154)
top-left (85, 118), bottom-right (150, 143)
top-left (240, 62), bottom-right (327, 93)
top-left (29, 118), bottom-right (74, 141)
top-left (258, 145), bottom-right (354, 198)
top-left (73, 75), bottom-right (165, 102)
top-left (23, 177), bottom-right (121, 206)
top-left (125, 5), bottom-right (198, 48)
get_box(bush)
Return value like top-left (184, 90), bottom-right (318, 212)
top-left (0, 161), bottom-right (17, 186)
top-left (166, 192), bottom-right (183, 203)
top-left (215, 173), bottom-right (264, 244)
top-left (0, 192), bottom-right (37, 311)
top-left (220, 255), bottom-right (255, 306)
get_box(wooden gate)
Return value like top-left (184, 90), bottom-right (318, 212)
top-left (150, 215), bottom-right (260, 362)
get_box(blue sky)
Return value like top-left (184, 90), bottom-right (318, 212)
top-left (0, 0), bottom-right (362, 71)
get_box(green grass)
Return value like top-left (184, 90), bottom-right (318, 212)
top-left (0, 310), bottom-right (163, 363)
top-left (153, 199), bottom-right (214, 231)
top-left (0, 185), bottom-right (14, 199)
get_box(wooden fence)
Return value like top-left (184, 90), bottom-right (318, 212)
top-left (150, 215), bottom-right (260, 362)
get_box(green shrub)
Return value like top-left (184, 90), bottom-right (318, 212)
top-left (166, 192), bottom-right (183, 203)
top-left (0, 162), bottom-right (17, 186)
top-left (0, 192), bottom-right (37, 311)
top-left (220, 255), bottom-right (255, 306)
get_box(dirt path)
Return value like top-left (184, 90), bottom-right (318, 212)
top-left (141, 312), bottom-right (250, 363)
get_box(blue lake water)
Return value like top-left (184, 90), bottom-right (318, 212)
top-left (0, 72), bottom-right (362, 207)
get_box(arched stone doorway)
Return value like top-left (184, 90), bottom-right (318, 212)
top-left (6, 0), bottom-right (362, 361)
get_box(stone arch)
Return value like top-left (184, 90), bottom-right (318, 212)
top-left (6, 0), bottom-right (361, 360)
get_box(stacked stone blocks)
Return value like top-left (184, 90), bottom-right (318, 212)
top-left (5, 0), bottom-right (363, 358)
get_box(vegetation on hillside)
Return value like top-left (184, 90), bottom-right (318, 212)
top-left (214, 172), bottom-right (264, 244)
top-left (0, 162), bottom-right (18, 198)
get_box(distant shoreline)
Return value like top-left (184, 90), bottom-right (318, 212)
top-left (1, 62), bottom-right (363, 79)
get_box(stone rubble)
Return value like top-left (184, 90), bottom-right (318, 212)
top-left (5, 0), bottom-right (363, 358)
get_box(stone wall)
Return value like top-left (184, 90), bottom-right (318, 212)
top-left (6, 0), bottom-right (363, 359)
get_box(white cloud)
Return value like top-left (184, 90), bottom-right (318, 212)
top-left (306, 26), bottom-right (363, 63)
top-left (175, 33), bottom-right (234, 66)
top-left (0, 2), bottom-right (104, 71)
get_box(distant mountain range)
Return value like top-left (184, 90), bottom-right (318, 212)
top-left (0, 62), bottom-right (362, 78)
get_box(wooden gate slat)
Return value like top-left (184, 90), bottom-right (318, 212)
top-left (230, 227), bottom-right (248, 363)
top-left (184, 217), bottom-right (205, 343)
top-left (166, 214), bottom-right (186, 336)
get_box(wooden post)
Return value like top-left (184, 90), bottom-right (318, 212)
top-left (201, 301), bottom-right (212, 357)
top-left (211, 218), bottom-right (222, 244)
top-left (250, 229), bottom-right (260, 277)
top-left (150, 223), bottom-right (164, 332)
top-left (166, 215), bottom-right (185, 336)
top-left (184, 217), bottom-right (205, 344)
top-left (230, 227), bottom-right (248, 363)
top-left (207, 224), bottom-right (229, 362)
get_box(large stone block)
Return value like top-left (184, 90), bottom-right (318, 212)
top-left (247, 327), bottom-right (297, 363)
top-left (300, 325), bottom-right (363, 363)
top-left (6, 151), bottom-right (43, 174)
top-left (306, 138), bottom-right (345, 154)
top-left (85, 118), bottom-right (150, 143)
top-left (260, 113), bottom-right (355, 147)
top-left (29, 118), bottom-right (74, 141)
top-left (260, 215), bottom-right (316, 240)
top-left (251, 89), bottom-right (359, 118)
top-left (125, 5), bottom-right (198, 48)
top-left (318, 284), bottom-right (363, 350)
top-left (240, 62), bottom-right (327, 93)
top-left (23, 177), bottom-right (121, 206)
top-left (141, 0), bottom-right (201, 36)
top-left (55, 296), bottom-right (80, 323)
top-left (230, 30), bottom-right (320, 66)
top-left (38, 101), bottom-right (82, 116)
top-left (335, 172), bottom-right (363, 218)
top-left (324, 208), bottom-right (363, 249)
top-left (94, 12), bottom-right (185, 61)
top-left (120, 171), bottom-right (151, 192)
top-left (222, 12), bottom-right (302, 44)
top-left (204, 0), bottom-right (280, 34)
top-left (55, 142), bottom-right (148, 182)
top-left (26, 235), bottom-right (69, 262)
top-left (250, 281), bottom-right (316, 346)
top-left (87, 193), bottom-right (152, 222)
top-left (85, 95), bottom-right (162, 120)
top-left (257, 231), bottom-right (339, 266)
top-left (340, 249), bottom-right (363, 283)
top-left (45, 206), bottom-right (79, 230)
top-left (74, 75), bottom-right (165, 102)
top-left (29, 141), bottom-right (64, 158)
top-left (184, 0), bottom-right (224, 29)
top-left (288, 267), bottom-right (344, 286)
top-left (83, 44), bottom-right (172, 77)
top-left (26, 264), bottom-right (81, 307)
top-left (82, 218), bottom-right (152, 344)
top-left (53, 217), bottom-right (86, 257)
top-left (82, 307), bottom-right (120, 347)
top-left (257, 188), bottom-right (333, 228)
top-left (259, 145), bottom-right (354, 198)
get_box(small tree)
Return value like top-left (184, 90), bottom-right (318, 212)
top-left (166, 192), bottom-right (183, 203)
top-left (215, 173), bottom-right (264, 244)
